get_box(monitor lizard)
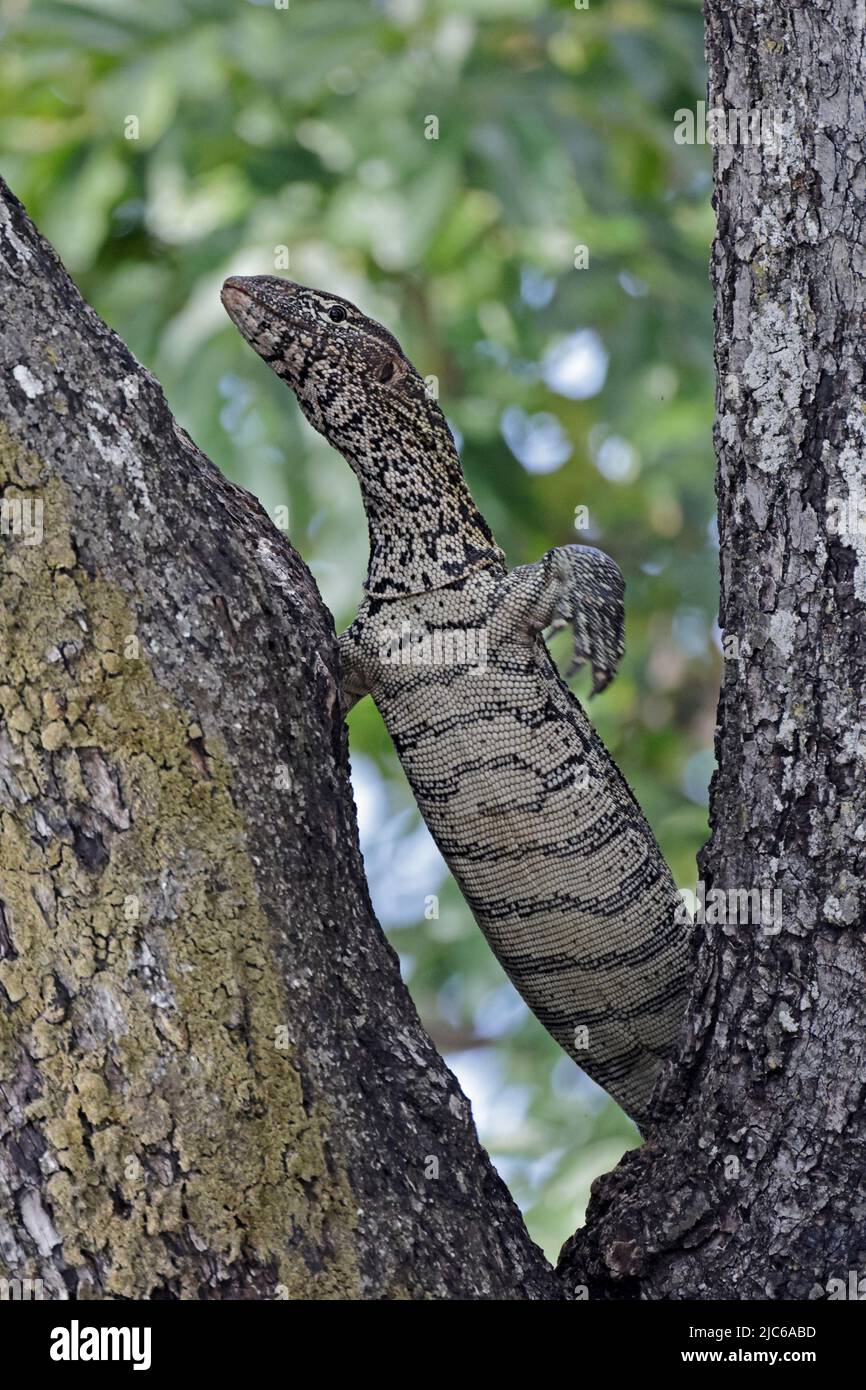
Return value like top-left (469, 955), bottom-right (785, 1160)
top-left (221, 275), bottom-right (691, 1131)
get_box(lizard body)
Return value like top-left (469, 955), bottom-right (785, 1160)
top-left (221, 275), bottom-right (690, 1129)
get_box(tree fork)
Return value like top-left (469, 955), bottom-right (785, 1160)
top-left (0, 177), bottom-right (559, 1301)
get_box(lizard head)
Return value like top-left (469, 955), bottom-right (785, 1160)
top-left (220, 275), bottom-right (449, 468)
top-left (221, 274), bottom-right (501, 590)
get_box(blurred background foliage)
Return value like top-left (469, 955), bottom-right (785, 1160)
top-left (0, 0), bottom-right (719, 1261)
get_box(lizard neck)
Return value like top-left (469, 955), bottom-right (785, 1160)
top-left (323, 400), bottom-right (504, 597)
top-left (362, 475), bottom-right (504, 598)
top-left (297, 369), bottom-right (504, 595)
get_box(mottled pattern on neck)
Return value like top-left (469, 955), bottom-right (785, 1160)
top-left (361, 473), bottom-right (504, 599)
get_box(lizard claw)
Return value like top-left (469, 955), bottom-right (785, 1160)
top-left (590, 665), bottom-right (614, 697)
top-left (550, 545), bottom-right (625, 695)
top-left (565, 654), bottom-right (612, 696)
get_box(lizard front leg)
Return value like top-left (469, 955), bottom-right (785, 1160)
top-left (337, 625), bottom-right (369, 716)
top-left (496, 544), bottom-right (626, 694)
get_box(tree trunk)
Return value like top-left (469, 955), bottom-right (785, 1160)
top-left (559, 0), bottom-right (866, 1299)
top-left (0, 178), bottom-right (560, 1301)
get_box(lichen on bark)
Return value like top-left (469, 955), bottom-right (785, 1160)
top-left (1, 436), bottom-right (361, 1299)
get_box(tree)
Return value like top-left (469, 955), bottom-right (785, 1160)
top-left (0, 177), bottom-right (558, 1300)
top-left (0, 0), bottom-right (719, 1255)
top-left (2, 0), bottom-right (863, 1303)
top-left (559, 0), bottom-right (866, 1300)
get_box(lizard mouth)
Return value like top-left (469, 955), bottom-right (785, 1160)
top-left (221, 276), bottom-right (298, 330)
top-left (221, 276), bottom-right (250, 305)
top-left (220, 276), bottom-right (310, 384)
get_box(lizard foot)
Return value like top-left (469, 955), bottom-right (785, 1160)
top-left (548, 545), bottom-right (625, 694)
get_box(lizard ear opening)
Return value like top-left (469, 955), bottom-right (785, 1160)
top-left (375, 353), bottom-right (408, 386)
top-left (377, 359), bottom-right (396, 384)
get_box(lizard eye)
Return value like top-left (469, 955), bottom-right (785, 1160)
top-left (328, 304), bottom-right (347, 323)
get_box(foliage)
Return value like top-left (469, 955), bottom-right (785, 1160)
top-left (0, 0), bottom-right (717, 1260)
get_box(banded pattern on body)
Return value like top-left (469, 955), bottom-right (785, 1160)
top-left (353, 569), bottom-right (689, 1128)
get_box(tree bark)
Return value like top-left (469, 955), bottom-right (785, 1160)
top-left (0, 177), bottom-right (560, 1301)
top-left (559, 0), bottom-right (866, 1299)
